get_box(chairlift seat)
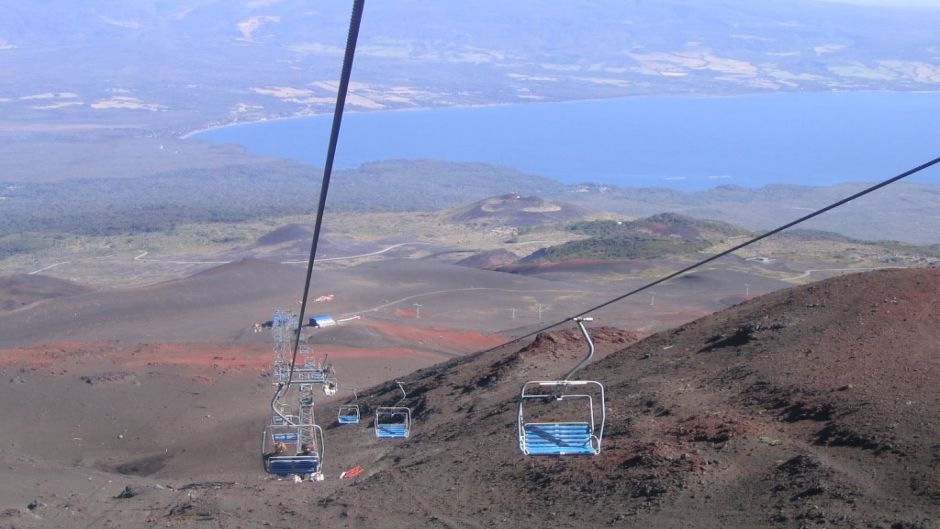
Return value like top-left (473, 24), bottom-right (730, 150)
top-left (267, 456), bottom-right (319, 476)
top-left (338, 414), bottom-right (360, 424)
top-left (521, 422), bottom-right (595, 455)
top-left (376, 423), bottom-right (409, 438)
top-left (517, 319), bottom-right (605, 457)
top-left (374, 383), bottom-right (411, 439)
top-left (337, 404), bottom-right (360, 424)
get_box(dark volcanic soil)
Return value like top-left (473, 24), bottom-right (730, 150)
top-left (315, 268), bottom-right (940, 528)
top-left (1, 269), bottom-right (938, 529)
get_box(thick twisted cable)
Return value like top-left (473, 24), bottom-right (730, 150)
top-left (273, 0), bottom-right (366, 421)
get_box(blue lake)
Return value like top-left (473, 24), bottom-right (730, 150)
top-left (191, 92), bottom-right (940, 190)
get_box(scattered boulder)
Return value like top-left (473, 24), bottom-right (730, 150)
top-left (80, 371), bottom-right (138, 386)
top-left (114, 486), bottom-right (140, 499)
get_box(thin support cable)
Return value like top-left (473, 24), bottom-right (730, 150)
top-left (481, 154), bottom-right (940, 357)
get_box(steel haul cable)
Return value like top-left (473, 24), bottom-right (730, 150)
top-left (272, 0), bottom-right (365, 421)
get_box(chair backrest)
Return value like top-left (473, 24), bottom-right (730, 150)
top-left (267, 456), bottom-right (319, 476)
top-left (517, 380), bottom-right (605, 456)
top-left (337, 404), bottom-right (360, 424)
top-left (375, 406), bottom-right (411, 438)
top-left (376, 423), bottom-right (409, 438)
top-left (272, 432), bottom-right (298, 443)
top-left (521, 422), bottom-right (595, 455)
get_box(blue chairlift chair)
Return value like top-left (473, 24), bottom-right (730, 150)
top-left (337, 390), bottom-right (361, 425)
top-left (374, 382), bottom-right (411, 439)
top-left (517, 317), bottom-right (605, 456)
top-left (262, 416), bottom-right (325, 476)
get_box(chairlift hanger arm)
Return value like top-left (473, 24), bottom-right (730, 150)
top-left (564, 317), bottom-right (595, 381)
top-left (394, 381), bottom-right (407, 407)
top-left (270, 383), bottom-right (295, 427)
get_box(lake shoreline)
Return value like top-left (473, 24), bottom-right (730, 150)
top-left (179, 91), bottom-right (764, 141)
top-left (179, 100), bottom-right (526, 140)
top-left (186, 91), bottom-right (940, 191)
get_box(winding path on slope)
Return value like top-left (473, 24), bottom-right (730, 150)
top-left (342, 286), bottom-right (593, 318)
top-left (279, 242), bottom-right (432, 264)
top-left (27, 261), bottom-right (71, 274)
top-left (783, 266), bottom-right (895, 281)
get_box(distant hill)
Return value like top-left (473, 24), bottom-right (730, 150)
top-left (560, 182), bottom-right (940, 244)
top-left (253, 224), bottom-right (315, 247)
top-left (449, 193), bottom-right (589, 227)
top-left (521, 236), bottom-right (710, 263)
top-left (0, 258), bottom-right (306, 346)
top-left (777, 228), bottom-right (940, 258)
top-left (455, 249), bottom-right (519, 270)
top-left (518, 210), bottom-right (940, 266)
top-left (238, 223), bottom-right (341, 259)
top-left (0, 274), bottom-right (93, 312)
top-left (567, 213), bottom-right (748, 239)
top-left (520, 212), bottom-right (737, 263)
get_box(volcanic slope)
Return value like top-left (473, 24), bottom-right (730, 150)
top-left (220, 223), bottom-right (382, 262)
top-left (0, 274), bottom-right (92, 312)
top-left (0, 258), bottom-right (307, 346)
top-left (0, 257), bottom-right (600, 346)
top-left (2, 269), bottom-right (937, 528)
top-left (310, 268), bottom-right (940, 528)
